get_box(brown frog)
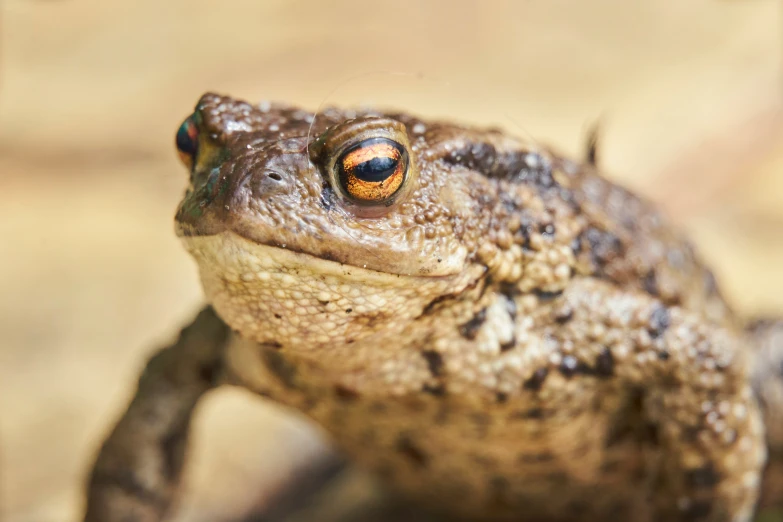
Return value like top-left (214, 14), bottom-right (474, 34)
top-left (83, 93), bottom-right (783, 522)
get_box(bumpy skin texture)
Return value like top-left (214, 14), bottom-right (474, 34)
top-left (85, 93), bottom-right (783, 522)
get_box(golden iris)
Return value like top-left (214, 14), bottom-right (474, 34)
top-left (336, 137), bottom-right (407, 204)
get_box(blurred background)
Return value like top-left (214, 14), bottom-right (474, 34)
top-left (1, 0), bottom-right (781, 521)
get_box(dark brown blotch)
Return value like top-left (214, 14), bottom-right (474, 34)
top-left (559, 355), bottom-right (592, 378)
top-left (594, 347), bottom-right (614, 378)
top-left (552, 304), bottom-right (574, 324)
top-left (459, 308), bottom-right (487, 340)
top-left (500, 337), bottom-right (516, 352)
top-left (648, 304), bottom-right (671, 338)
top-left (334, 384), bottom-right (360, 401)
top-left (685, 463), bottom-right (720, 489)
top-left (533, 289), bottom-right (563, 302)
top-left (396, 435), bottom-right (428, 468)
top-left (523, 368), bottom-right (549, 391)
top-left (421, 350), bottom-right (444, 377)
top-left (579, 226), bottom-right (624, 275)
top-left (643, 270), bottom-right (659, 296)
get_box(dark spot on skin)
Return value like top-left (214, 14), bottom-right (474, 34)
top-left (579, 226), bottom-right (623, 275)
top-left (518, 452), bottom-right (555, 464)
top-left (533, 289), bottom-right (563, 301)
top-left (604, 389), bottom-right (648, 448)
top-left (261, 341), bottom-right (283, 349)
top-left (658, 350), bottom-right (670, 361)
top-left (345, 308), bottom-right (352, 313)
top-left (643, 270), bottom-right (659, 296)
top-left (648, 305), bottom-right (671, 338)
top-left (273, 313), bottom-right (282, 319)
top-left (686, 463), bottom-right (720, 489)
top-left (261, 349), bottom-right (297, 388)
top-left (496, 392), bottom-right (508, 403)
top-left (517, 155), bottom-right (557, 189)
top-left (334, 384), bottom-right (360, 401)
top-left (443, 141), bottom-right (498, 174)
top-left (559, 355), bottom-right (591, 378)
top-left (317, 299), bottom-right (330, 305)
top-left (500, 337), bottom-right (516, 352)
top-left (317, 250), bottom-right (339, 263)
top-left (396, 435), bottom-right (428, 468)
top-left (421, 350), bottom-right (444, 377)
top-left (459, 308), bottom-right (487, 340)
top-left (422, 383), bottom-right (446, 396)
top-left (552, 304), bottom-right (574, 324)
top-left (523, 368), bottom-right (549, 391)
top-left (594, 347), bottom-right (614, 378)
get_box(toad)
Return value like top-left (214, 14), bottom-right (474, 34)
top-left (83, 93), bottom-right (783, 522)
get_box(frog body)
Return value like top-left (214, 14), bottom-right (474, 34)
top-left (84, 93), bottom-right (783, 522)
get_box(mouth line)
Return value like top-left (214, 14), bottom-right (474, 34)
top-left (179, 229), bottom-right (457, 282)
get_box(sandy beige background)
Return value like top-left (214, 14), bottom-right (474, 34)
top-left (1, 1), bottom-right (782, 521)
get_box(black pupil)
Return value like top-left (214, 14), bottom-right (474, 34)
top-left (176, 120), bottom-right (197, 155)
top-left (354, 156), bottom-right (398, 183)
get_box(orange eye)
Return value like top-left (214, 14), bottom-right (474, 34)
top-left (336, 138), bottom-right (408, 204)
top-left (176, 115), bottom-right (199, 170)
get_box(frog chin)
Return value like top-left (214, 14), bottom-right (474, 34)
top-left (180, 231), bottom-right (482, 348)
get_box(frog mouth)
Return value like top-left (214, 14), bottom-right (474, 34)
top-left (179, 230), bottom-right (456, 283)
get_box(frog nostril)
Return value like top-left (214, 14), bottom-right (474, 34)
top-left (267, 172), bottom-right (283, 182)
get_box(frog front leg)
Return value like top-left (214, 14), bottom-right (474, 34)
top-left (551, 278), bottom-right (766, 522)
top-left (83, 306), bottom-right (230, 522)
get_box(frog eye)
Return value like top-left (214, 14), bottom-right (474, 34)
top-left (176, 116), bottom-right (199, 170)
top-left (336, 137), bottom-right (408, 204)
